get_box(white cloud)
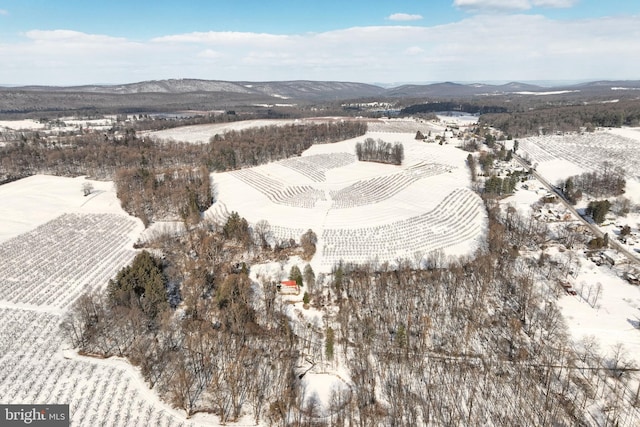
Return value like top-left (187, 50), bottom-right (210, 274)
top-left (25, 30), bottom-right (129, 44)
top-left (1, 14), bottom-right (639, 85)
top-left (453, 0), bottom-right (578, 11)
top-left (532, 0), bottom-right (578, 7)
top-left (152, 31), bottom-right (290, 46)
top-left (404, 46), bottom-right (425, 55)
top-left (0, 9), bottom-right (9, 16)
top-left (454, 0), bottom-right (531, 10)
top-left (387, 13), bottom-right (423, 21)
top-left (197, 49), bottom-right (223, 59)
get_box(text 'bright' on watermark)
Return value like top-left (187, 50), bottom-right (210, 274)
top-left (1, 405), bottom-right (69, 426)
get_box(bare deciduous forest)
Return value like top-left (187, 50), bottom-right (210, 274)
top-left (60, 192), bottom-right (639, 425)
top-left (398, 98), bottom-right (640, 138)
top-left (480, 101), bottom-right (640, 137)
top-left (355, 138), bottom-right (404, 165)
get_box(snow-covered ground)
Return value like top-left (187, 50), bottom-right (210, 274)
top-left (435, 112), bottom-right (480, 126)
top-left (515, 128), bottom-right (640, 188)
top-left (0, 117), bottom-right (482, 425)
top-left (0, 119), bottom-right (46, 130)
top-left (557, 259), bottom-right (640, 360)
top-left (8, 119), bottom-right (640, 424)
top-left (0, 116), bottom-right (117, 133)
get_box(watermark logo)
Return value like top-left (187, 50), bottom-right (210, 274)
top-left (1, 405), bottom-right (69, 426)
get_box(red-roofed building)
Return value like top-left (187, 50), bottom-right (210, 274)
top-left (279, 280), bottom-right (300, 294)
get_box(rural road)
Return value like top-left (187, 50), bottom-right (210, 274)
top-left (512, 154), bottom-right (640, 267)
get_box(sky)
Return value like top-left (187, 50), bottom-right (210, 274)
top-left (0, 0), bottom-right (639, 86)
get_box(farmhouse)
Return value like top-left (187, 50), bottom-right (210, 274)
top-left (279, 280), bottom-right (300, 295)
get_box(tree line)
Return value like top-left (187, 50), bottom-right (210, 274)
top-left (400, 101), bottom-right (507, 115)
top-left (208, 121), bottom-right (367, 170)
top-left (60, 189), bottom-right (638, 425)
top-left (1, 121), bottom-right (367, 180)
top-left (481, 100), bottom-right (640, 137)
top-left (355, 137), bottom-right (404, 165)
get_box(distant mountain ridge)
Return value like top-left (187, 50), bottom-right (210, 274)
top-left (8, 78), bottom-right (640, 99)
top-left (2, 79), bottom-right (639, 115)
top-left (8, 79), bottom-right (387, 101)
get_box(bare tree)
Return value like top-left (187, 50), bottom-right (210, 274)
top-left (82, 181), bottom-right (94, 196)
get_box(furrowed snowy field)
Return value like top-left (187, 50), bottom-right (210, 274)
top-left (206, 129), bottom-right (487, 272)
top-left (0, 176), bottom-right (218, 426)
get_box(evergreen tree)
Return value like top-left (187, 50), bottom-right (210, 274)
top-left (289, 265), bottom-right (303, 288)
top-left (223, 211), bottom-right (250, 242)
top-left (300, 229), bottom-right (318, 260)
top-left (586, 200), bottom-right (611, 224)
top-left (467, 154), bottom-right (477, 182)
top-left (107, 250), bottom-right (168, 318)
top-left (303, 264), bottom-right (315, 290)
top-left (325, 327), bottom-right (335, 360)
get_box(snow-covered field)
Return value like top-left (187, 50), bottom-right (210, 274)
top-left (207, 131), bottom-right (487, 271)
top-left (0, 308), bottom-right (196, 427)
top-left (366, 115), bottom-right (477, 134)
top-left (145, 115), bottom-right (476, 145)
top-left (0, 116), bottom-right (116, 133)
top-left (0, 119), bottom-right (46, 130)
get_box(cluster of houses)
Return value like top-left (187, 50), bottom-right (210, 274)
top-left (533, 205), bottom-right (572, 222)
